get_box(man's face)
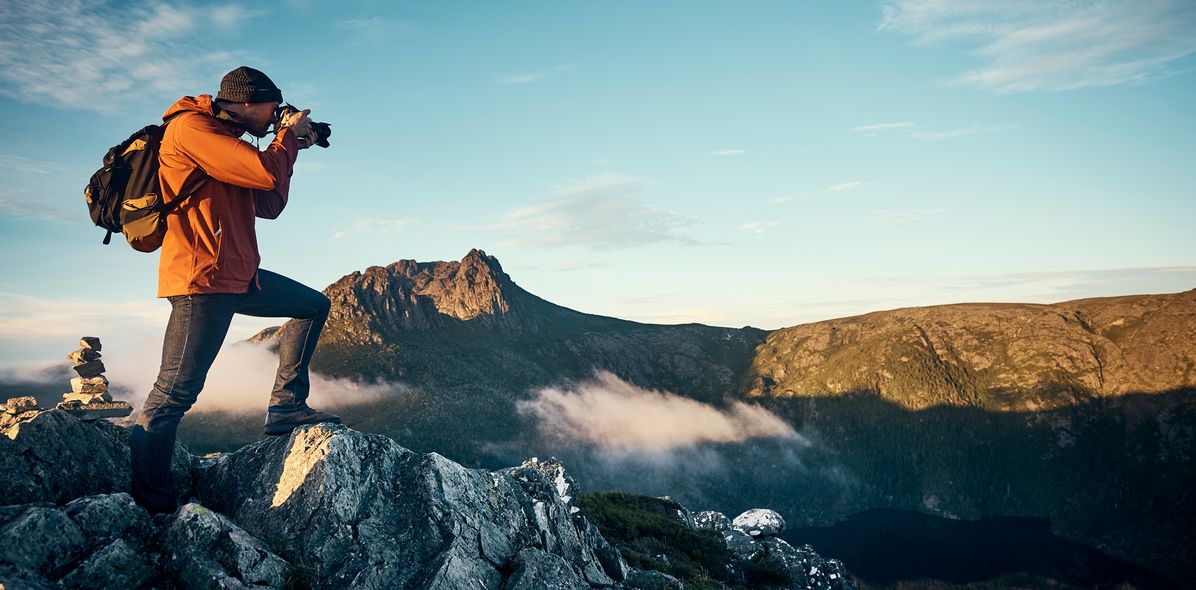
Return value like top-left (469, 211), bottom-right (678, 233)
top-left (241, 101), bottom-right (280, 136)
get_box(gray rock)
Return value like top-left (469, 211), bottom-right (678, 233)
top-left (194, 423), bottom-right (623, 589)
top-left (163, 503), bottom-right (291, 590)
top-left (0, 493), bottom-right (158, 588)
top-left (0, 409), bottom-right (193, 506)
top-left (756, 537), bottom-right (857, 590)
top-left (732, 508), bottom-right (785, 537)
top-left (624, 569), bottom-right (684, 590)
top-left (0, 565), bottom-right (58, 590)
top-left (722, 527), bottom-right (762, 560)
top-left (0, 506), bottom-right (86, 572)
top-left (58, 538), bottom-right (157, 590)
top-left (62, 392), bottom-right (113, 405)
top-left (502, 548), bottom-right (592, 590)
top-left (79, 336), bottom-right (101, 351)
top-left (71, 359), bottom-right (105, 378)
top-left (692, 510), bottom-right (731, 532)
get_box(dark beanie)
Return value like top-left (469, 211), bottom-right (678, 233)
top-left (216, 66), bottom-right (283, 104)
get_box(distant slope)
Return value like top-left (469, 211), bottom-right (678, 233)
top-left (745, 289), bottom-right (1196, 411)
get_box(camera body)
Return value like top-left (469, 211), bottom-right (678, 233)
top-left (273, 104), bottom-right (332, 148)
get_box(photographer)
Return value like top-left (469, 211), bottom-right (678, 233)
top-left (130, 66), bottom-right (338, 514)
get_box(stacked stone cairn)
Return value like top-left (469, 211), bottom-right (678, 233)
top-left (55, 336), bottom-right (132, 420)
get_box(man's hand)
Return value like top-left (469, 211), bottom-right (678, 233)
top-left (296, 129), bottom-right (319, 150)
top-left (279, 108), bottom-right (312, 138)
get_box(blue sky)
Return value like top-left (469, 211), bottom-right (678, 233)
top-left (1, 0), bottom-right (1194, 370)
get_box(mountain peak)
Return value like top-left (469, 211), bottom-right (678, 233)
top-left (322, 250), bottom-right (551, 339)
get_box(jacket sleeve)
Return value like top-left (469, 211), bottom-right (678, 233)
top-left (253, 188), bottom-right (288, 219)
top-left (171, 113), bottom-right (299, 193)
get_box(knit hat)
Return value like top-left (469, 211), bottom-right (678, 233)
top-left (216, 66), bottom-right (283, 104)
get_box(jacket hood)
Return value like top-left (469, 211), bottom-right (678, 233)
top-left (162, 94), bottom-right (216, 121)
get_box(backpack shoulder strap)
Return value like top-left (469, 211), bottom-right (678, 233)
top-left (156, 112), bottom-right (209, 215)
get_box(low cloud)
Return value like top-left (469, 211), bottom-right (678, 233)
top-left (0, 189), bottom-right (73, 222)
top-left (517, 371), bottom-right (797, 452)
top-left (710, 149), bottom-right (747, 157)
top-left (112, 341), bottom-right (405, 414)
top-left (879, 0), bottom-right (1196, 93)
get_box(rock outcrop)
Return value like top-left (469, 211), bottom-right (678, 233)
top-left (2, 410), bottom-right (654, 589)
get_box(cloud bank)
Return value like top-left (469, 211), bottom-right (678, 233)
top-left (517, 371), bottom-right (798, 452)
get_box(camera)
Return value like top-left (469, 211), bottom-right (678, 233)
top-left (273, 104), bottom-right (332, 148)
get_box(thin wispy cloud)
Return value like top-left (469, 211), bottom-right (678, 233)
top-left (738, 221), bottom-right (778, 235)
top-left (911, 126), bottom-right (980, 140)
top-left (710, 149), bottom-right (747, 156)
top-left (879, 0), bottom-right (1196, 93)
top-left (852, 122), bottom-right (1007, 140)
top-left (0, 190), bottom-right (72, 223)
top-left (334, 16), bottom-right (416, 47)
top-left (331, 217), bottom-right (417, 239)
top-left (0, 1), bottom-right (258, 111)
top-left (456, 173), bottom-right (697, 250)
top-left (851, 122), bottom-right (917, 135)
top-left (872, 208), bottom-right (944, 227)
top-left (826, 181), bottom-right (864, 193)
top-left (497, 65), bottom-right (579, 85)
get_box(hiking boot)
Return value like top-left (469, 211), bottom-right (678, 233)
top-left (263, 404), bottom-right (341, 435)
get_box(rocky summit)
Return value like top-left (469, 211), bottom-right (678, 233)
top-left (0, 408), bottom-right (853, 589)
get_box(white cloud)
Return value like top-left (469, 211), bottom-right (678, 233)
top-left (851, 122), bottom-right (917, 135)
top-left (517, 371), bottom-right (798, 452)
top-left (459, 173), bottom-right (697, 250)
top-left (911, 126), bottom-right (980, 140)
top-left (872, 208), bottom-right (945, 227)
top-left (879, 0), bottom-right (1196, 93)
top-left (331, 217), bottom-right (417, 239)
top-left (710, 149), bottom-right (747, 156)
top-left (0, 1), bottom-right (259, 110)
top-left (335, 16), bottom-right (416, 47)
top-left (497, 65), bottom-right (579, 85)
top-left (826, 181), bottom-right (864, 193)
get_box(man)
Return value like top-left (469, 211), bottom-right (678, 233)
top-left (130, 66), bottom-right (340, 514)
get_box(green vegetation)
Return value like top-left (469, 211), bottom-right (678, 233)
top-left (576, 491), bottom-right (793, 590)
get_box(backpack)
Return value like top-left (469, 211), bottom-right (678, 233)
top-left (84, 115), bottom-right (205, 252)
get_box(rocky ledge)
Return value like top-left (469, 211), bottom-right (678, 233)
top-left (1, 409), bottom-right (853, 589)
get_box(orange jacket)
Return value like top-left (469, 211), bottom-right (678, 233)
top-left (156, 95), bottom-right (300, 297)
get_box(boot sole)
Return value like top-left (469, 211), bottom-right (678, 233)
top-left (262, 417), bottom-right (342, 435)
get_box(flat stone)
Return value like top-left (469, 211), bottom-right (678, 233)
top-left (71, 360), bottom-right (105, 378)
top-left (5, 396), bottom-right (39, 414)
top-left (79, 337), bottom-right (102, 351)
top-left (66, 348), bottom-right (101, 365)
top-left (70, 377), bottom-right (108, 395)
top-left (56, 401), bottom-right (131, 420)
top-left (62, 393), bottom-right (113, 405)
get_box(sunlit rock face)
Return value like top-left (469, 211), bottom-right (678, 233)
top-left (194, 423), bottom-right (626, 589)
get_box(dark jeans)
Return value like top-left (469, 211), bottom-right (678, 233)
top-left (130, 268), bottom-right (331, 513)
